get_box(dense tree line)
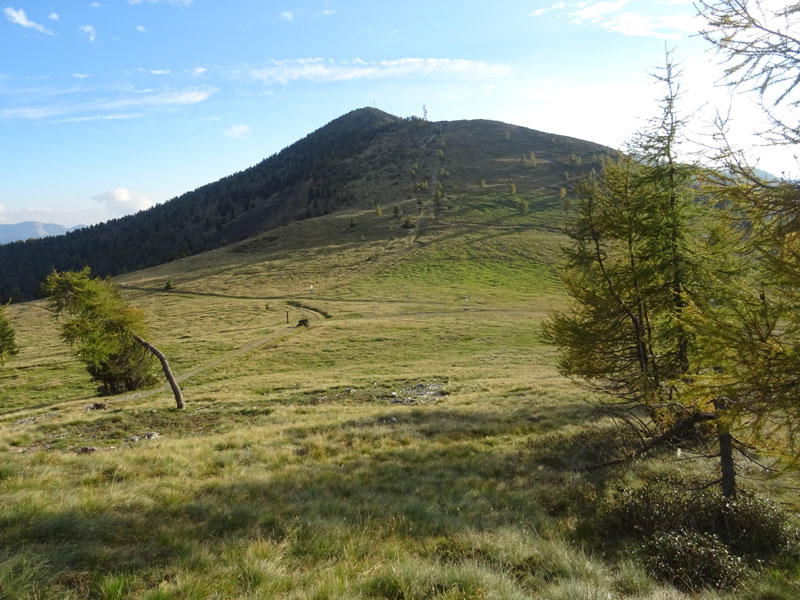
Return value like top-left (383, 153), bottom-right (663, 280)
top-left (0, 108), bottom-right (412, 301)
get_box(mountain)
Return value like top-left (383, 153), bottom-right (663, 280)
top-left (0, 221), bottom-right (85, 245)
top-left (0, 107), bottom-right (612, 301)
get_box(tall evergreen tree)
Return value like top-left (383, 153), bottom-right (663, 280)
top-left (544, 55), bottom-right (743, 494)
top-left (690, 0), bottom-right (800, 481)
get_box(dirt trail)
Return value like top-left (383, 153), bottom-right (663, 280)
top-left (176, 304), bottom-right (322, 383)
top-left (0, 302), bottom-right (324, 419)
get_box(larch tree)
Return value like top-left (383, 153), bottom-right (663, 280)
top-left (544, 54), bottom-right (745, 495)
top-left (43, 268), bottom-right (185, 409)
top-left (687, 0), bottom-right (800, 477)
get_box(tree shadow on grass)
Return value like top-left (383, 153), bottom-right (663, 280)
top-left (0, 404), bottom-right (626, 598)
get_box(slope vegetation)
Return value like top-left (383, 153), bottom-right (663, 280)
top-left (2, 138), bottom-right (798, 598)
top-left (0, 108), bottom-right (608, 301)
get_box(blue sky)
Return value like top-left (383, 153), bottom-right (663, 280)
top-left (0, 1), bottom-right (783, 226)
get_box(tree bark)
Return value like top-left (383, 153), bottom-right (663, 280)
top-left (133, 334), bottom-right (185, 409)
top-left (584, 410), bottom-right (718, 471)
top-left (714, 398), bottom-right (736, 498)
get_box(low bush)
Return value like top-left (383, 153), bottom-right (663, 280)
top-left (600, 484), bottom-right (799, 590)
top-left (641, 529), bottom-right (748, 592)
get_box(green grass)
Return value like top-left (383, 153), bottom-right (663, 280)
top-left (0, 183), bottom-right (798, 599)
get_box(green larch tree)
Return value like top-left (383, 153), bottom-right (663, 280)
top-left (544, 55), bottom-right (744, 495)
top-left (43, 268), bottom-right (185, 408)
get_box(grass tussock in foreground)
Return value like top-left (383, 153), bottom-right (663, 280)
top-left (1, 200), bottom-right (799, 599)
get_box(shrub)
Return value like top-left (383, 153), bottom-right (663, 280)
top-left (601, 486), bottom-right (798, 562)
top-left (600, 485), bottom-right (800, 590)
top-left (641, 529), bottom-right (748, 592)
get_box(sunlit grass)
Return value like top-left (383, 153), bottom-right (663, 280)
top-left (1, 201), bottom-right (798, 598)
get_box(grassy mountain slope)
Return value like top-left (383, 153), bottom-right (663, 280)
top-left (0, 108), bottom-right (608, 301)
top-left (2, 138), bottom-right (799, 598)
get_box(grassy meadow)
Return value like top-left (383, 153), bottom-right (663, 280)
top-left (1, 187), bottom-right (799, 599)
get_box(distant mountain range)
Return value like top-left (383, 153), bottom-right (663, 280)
top-left (0, 221), bottom-right (84, 245)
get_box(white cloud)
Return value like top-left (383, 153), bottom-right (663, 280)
top-left (569, 0), bottom-right (630, 23)
top-left (601, 11), bottom-right (698, 39)
top-left (93, 187), bottom-right (155, 213)
top-left (128, 0), bottom-right (193, 5)
top-left (90, 2), bottom-right (101, 7)
top-left (150, 69), bottom-right (171, 75)
top-left (550, 1), bottom-right (565, 8)
top-left (0, 203), bottom-right (7, 224)
top-left (104, 87), bottom-right (215, 108)
top-left (136, 24), bottom-right (146, 32)
top-left (280, 10), bottom-right (294, 21)
top-left (249, 57), bottom-right (510, 85)
top-left (318, 2), bottom-right (335, 17)
top-left (562, 0), bottom-right (698, 39)
top-left (0, 86), bottom-right (217, 121)
top-left (224, 124), bottom-right (249, 139)
top-left (530, 8), bottom-right (546, 16)
top-left (79, 24), bottom-right (96, 42)
top-left (56, 113), bottom-right (143, 123)
top-left (72, 73), bottom-right (90, 79)
top-left (4, 7), bottom-right (54, 35)
top-left (192, 66), bottom-right (207, 75)
top-left (49, 12), bottom-right (59, 20)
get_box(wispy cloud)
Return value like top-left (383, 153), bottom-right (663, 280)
top-left (48, 11), bottom-right (59, 21)
top-left (530, 9), bottom-right (546, 17)
top-left (56, 113), bottom-right (143, 123)
top-left (280, 11), bottom-right (294, 21)
top-left (248, 57), bottom-right (511, 85)
top-left (192, 66), bottom-right (207, 75)
top-left (4, 7), bottom-right (53, 35)
top-left (72, 73), bottom-right (90, 79)
top-left (93, 187), bottom-right (155, 213)
top-left (569, 0), bottom-right (631, 23)
top-left (90, 2), bottom-right (101, 8)
top-left (0, 86), bottom-right (217, 121)
top-left (79, 24), bottom-right (96, 42)
top-left (136, 67), bottom-right (172, 75)
top-left (318, 2), bottom-right (335, 17)
top-left (549, 0), bottom-right (698, 39)
top-left (601, 12), bottom-right (697, 39)
top-left (128, 0), bottom-right (193, 5)
top-left (224, 124), bottom-right (249, 139)
top-left (136, 24), bottom-right (146, 32)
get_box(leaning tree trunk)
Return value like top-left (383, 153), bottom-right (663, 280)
top-left (133, 334), bottom-right (185, 409)
top-left (714, 398), bottom-right (736, 498)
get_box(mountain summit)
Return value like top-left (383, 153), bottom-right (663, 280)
top-left (0, 108), bottom-right (610, 301)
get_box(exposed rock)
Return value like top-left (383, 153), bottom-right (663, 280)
top-left (77, 446), bottom-right (98, 454)
top-left (126, 432), bottom-right (160, 443)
